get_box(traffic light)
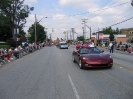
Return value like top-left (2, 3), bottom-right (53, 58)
top-left (52, 29), bottom-right (54, 32)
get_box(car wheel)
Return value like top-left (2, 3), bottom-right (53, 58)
top-left (72, 55), bottom-right (76, 62)
top-left (79, 59), bottom-right (83, 69)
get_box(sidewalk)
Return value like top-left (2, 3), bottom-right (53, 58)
top-left (69, 45), bottom-right (133, 55)
top-left (98, 46), bottom-right (133, 55)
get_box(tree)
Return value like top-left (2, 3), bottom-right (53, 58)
top-left (0, 12), bottom-right (12, 41)
top-left (0, 0), bottom-right (34, 40)
top-left (28, 23), bottom-right (46, 43)
top-left (109, 33), bottom-right (114, 41)
top-left (77, 36), bottom-right (84, 41)
top-left (115, 27), bottom-right (120, 34)
top-left (103, 26), bottom-right (113, 34)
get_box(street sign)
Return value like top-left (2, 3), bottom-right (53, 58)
top-left (25, 34), bottom-right (31, 38)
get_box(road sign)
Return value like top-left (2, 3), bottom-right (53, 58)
top-left (25, 34), bottom-right (31, 38)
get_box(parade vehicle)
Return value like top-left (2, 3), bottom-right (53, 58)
top-left (59, 42), bottom-right (68, 49)
top-left (72, 47), bottom-right (113, 69)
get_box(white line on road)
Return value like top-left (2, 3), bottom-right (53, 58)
top-left (68, 74), bottom-right (80, 99)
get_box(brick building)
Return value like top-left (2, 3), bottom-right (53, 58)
top-left (91, 34), bottom-right (127, 44)
top-left (120, 28), bottom-right (133, 42)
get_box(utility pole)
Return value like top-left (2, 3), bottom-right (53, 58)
top-left (70, 31), bottom-right (72, 40)
top-left (82, 27), bottom-right (84, 44)
top-left (71, 28), bottom-right (75, 41)
top-left (35, 14), bottom-right (37, 43)
top-left (67, 31), bottom-right (68, 41)
top-left (83, 23), bottom-right (91, 41)
top-left (50, 34), bottom-right (51, 42)
top-left (82, 19), bottom-right (88, 40)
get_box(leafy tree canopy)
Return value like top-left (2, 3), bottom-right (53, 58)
top-left (28, 23), bottom-right (46, 43)
top-left (0, 0), bottom-right (34, 40)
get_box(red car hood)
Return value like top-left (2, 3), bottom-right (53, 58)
top-left (82, 54), bottom-right (111, 61)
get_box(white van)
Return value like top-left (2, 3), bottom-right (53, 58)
top-left (59, 42), bottom-right (68, 49)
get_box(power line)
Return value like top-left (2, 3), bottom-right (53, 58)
top-left (98, 7), bottom-right (133, 26)
top-left (43, 2), bottom-right (130, 19)
top-left (92, 16), bottom-right (133, 32)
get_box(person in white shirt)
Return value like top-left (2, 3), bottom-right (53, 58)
top-left (108, 42), bottom-right (113, 53)
top-left (89, 42), bottom-right (95, 47)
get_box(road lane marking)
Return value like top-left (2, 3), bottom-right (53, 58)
top-left (114, 62), bottom-right (133, 72)
top-left (68, 74), bottom-right (80, 99)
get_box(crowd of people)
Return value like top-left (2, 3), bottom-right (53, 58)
top-left (108, 41), bottom-right (132, 54)
top-left (0, 42), bottom-right (46, 66)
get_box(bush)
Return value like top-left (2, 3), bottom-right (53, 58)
top-left (0, 43), bottom-right (8, 45)
top-left (0, 45), bottom-right (11, 49)
top-left (105, 42), bottom-right (109, 47)
top-left (7, 40), bottom-right (21, 47)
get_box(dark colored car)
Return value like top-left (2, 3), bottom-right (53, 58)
top-left (72, 47), bottom-right (113, 69)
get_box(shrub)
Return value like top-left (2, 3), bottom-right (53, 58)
top-left (7, 40), bottom-right (21, 47)
top-left (0, 45), bottom-right (11, 49)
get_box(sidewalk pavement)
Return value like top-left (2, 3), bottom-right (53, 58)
top-left (98, 46), bottom-right (133, 55)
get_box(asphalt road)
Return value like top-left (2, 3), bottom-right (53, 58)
top-left (0, 45), bottom-right (133, 99)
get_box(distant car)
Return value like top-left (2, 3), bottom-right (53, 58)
top-left (72, 47), bottom-right (113, 69)
top-left (59, 42), bottom-right (68, 49)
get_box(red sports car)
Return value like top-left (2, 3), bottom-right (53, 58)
top-left (72, 47), bottom-right (113, 69)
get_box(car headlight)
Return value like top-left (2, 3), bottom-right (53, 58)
top-left (82, 57), bottom-right (90, 60)
top-left (82, 57), bottom-right (86, 60)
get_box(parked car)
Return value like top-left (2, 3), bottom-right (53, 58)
top-left (72, 47), bottom-right (113, 69)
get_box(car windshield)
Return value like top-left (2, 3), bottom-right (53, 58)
top-left (60, 43), bottom-right (67, 45)
top-left (79, 47), bottom-right (102, 54)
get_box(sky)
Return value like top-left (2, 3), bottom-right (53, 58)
top-left (24, 0), bottom-right (133, 40)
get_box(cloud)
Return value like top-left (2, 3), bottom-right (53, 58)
top-left (59, 0), bottom-right (99, 9)
top-left (24, 0), bottom-right (37, 5)
top-left (24, 0), bottom-right (133, 40)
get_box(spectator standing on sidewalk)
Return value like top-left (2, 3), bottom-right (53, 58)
top-left (109, 42), bottom-right (114, 54)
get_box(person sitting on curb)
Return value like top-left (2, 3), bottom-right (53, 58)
top-left (1, 48), bottom-right (7, 63)
top-left (0, 49), bottom-right (3, 66)
top-left (127, 45), bottom-right (132, 53)
top-left (4, 48), bottom-right (11, 62)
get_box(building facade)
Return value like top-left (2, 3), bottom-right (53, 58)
top-left (120, 28), bottom-right (133, 42)
top-left (91, 34), bottom-right (127, 44)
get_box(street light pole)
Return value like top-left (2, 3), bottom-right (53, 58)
top-left (35, 14), bottom-right (47, 43)
top-left (35, 14), bottom-right (37, 43)
top-left (44, 28), bottom-right (48, 42)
